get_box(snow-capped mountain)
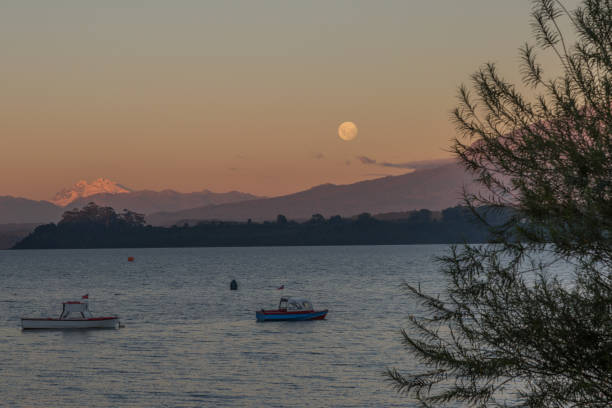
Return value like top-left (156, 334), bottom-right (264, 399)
top-left (51, 178), bottom-right (131, 207)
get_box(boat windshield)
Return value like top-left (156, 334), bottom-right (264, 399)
top-left (287, 299), bottom-right (313, 311)
top-left (279, 297), bottom-right (288, 310)
top-left (60, 301), bottom-right (92, 319)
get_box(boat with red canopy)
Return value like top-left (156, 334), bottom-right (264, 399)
top-left (256, 296), bottom-right (328, 322)
top-left (21, 295), bottom-right (120, 330)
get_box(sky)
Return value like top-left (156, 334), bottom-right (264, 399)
top-left (0, 0), bottom-right (580, 200)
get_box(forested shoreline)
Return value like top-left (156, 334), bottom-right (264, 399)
top-left (12, 203), bottom-right (507, 249)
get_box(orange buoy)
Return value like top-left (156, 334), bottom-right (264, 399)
top-left (128, 257), bottom-right (135, 262)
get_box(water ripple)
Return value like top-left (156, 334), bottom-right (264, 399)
top-left (0, 245), bottom-right (454, 407)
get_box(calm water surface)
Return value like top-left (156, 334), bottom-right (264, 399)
top-left (0, 245), bottom-right (451, 407)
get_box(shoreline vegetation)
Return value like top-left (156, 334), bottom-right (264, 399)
top-left (11, 202), bottom-right (507, 250)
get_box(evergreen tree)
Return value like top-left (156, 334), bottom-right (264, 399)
top-left (388, 0), bottom-right (612, 406)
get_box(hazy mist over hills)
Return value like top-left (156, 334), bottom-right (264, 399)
top-left (0, 197), bottom-right (64, 224)
top-left (66, 189), bottom-right (259, 215)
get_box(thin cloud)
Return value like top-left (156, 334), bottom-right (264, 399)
top-left (379, 161), bottom-right (414, 169)
top-left (357, 156), bottom-right (455, 170)
top-left (363, 173), bottom-right (394, 178)
top-left (357, 156), bottom-right (377, 165)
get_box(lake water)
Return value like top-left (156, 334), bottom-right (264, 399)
top-left (0, 245), bottom-right (455, 407)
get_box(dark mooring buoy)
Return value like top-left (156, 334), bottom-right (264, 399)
top-left (230, 279), bottom-right (238, 290)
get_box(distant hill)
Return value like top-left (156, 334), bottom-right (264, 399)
top-left (0, 196), bottom-right (63, 224)
top-left (67, 189), bottom-right (259, 215)
top-left (0, 223), bottom-right (40, 249)
top-left (148, 162), bottom-right (477, 226)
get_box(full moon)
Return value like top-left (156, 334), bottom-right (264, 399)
top-left (338, 121), bottom-right (358, 141)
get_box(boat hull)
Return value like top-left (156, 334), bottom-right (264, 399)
top-left (21, 317), bottom-right (119, 330)
top-left (256, 310), bottom-right (327, 322)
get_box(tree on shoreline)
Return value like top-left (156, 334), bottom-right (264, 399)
top-left (388, 0), bottom-right (612, 406)
top-left (60, 202), bottom-right (146, 227)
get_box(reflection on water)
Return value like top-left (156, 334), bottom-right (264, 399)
top-left (0, 245), bottom-right (457, 407)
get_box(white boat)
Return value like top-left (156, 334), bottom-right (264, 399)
top-left (21, 297), bottom-right (120, 330)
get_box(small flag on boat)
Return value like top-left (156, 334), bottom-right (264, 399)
top-left (82, 294), bottom-right (89, 299)
top-left (277, 285), bottom-right (284, 290)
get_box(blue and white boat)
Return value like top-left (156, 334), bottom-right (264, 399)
top-left (256, 297), bottom-right (328, 322)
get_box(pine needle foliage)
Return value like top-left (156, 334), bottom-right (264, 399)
top-left (387, 1), bottom-right (612, 406)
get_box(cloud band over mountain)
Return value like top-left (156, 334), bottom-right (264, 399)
top-left (357, 156), bottom-right (455, 170)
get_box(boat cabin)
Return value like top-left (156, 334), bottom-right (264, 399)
top-left (60, 301), bottom-right (93, 320)
top-left (278, 297), bottom-right (314, 312)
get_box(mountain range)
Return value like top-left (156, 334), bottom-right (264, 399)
top-left (0, 161), bottom-right (477, 229)
top-left (147, 162), bottom-right (477, 225)
top-left (0, 179), bottom-right (259, 225)
top-left (66, 189), bottom-right (259, 215)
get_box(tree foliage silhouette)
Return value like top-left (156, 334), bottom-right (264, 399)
top-left (387, 0), bottom-right (612, 406)
top-left (13, 204), bottom-right (500, 249)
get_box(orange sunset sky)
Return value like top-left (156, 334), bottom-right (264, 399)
top-left (0, 1), bottom-right (579, 200)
